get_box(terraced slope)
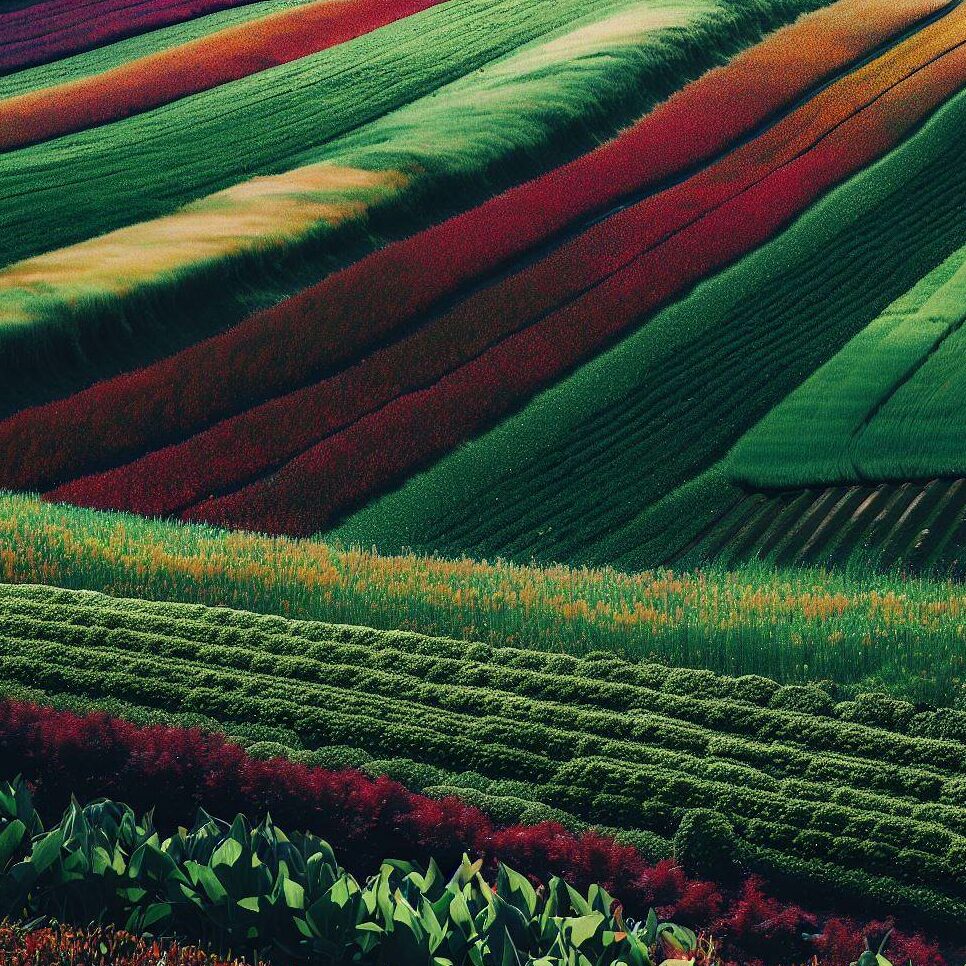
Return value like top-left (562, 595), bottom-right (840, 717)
top-left (3, 0), bottom-right (963, 548)
top-left (0, 0), bottom-right (315, 98)
top-left (655, 239), bottom-right (966, 575)
top-left (0, 0), bottom-right (449, 151)
top-left (3, 582), bottom-right (966, 935)
top-left (0, 0), bottom-right (276, 73)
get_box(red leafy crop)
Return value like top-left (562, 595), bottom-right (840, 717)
top-left (0, 0), bottom-right (448, 151)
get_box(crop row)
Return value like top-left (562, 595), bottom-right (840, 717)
top-left (332, 56), bottom-right (966, 572)
top-left (686, 477), bottom-right (966, 575)
top-left (0, 0), bottom-right (319, 100)
top-left (857, 293), bottom-right (966, 482)
top-left (179, 32), bottom-right (966, 537)
top-left (0, 0), bottom-right (447, 151)
top-left (3, 585), bottom-right (966, 928)
top-left (6, 622), bottom-right (960, 814)
top-left (0, 0), bottom-right (865, 485)
top-left (728, 243), bottom-right (966, 488)
top-left (8, 630), bottom-right (965, 830)
top-left (0, 0), bottom-right (255, 73)
top-left (4, 586), bottom-right (966, 768)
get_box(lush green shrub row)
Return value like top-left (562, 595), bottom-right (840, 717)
top-left (5, 589), bottom-right (966, 765)
top-left (0, 629), bottom-right (956, 832)
top-left (9, 608), bottom-right (965, 811)
top-left (1, 599), bottom-right (963, 805)
top-left (1, 622), bottom-right (958, 815)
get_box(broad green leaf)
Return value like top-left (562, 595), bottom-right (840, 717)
top-left (0, 820), bottom-right (25, 868)
top-left (140, 902), bottom-right (172, 930)
top-left (564, 913), bottom-right (605, 947)
top-left (282, 876), bottom-right (305, 910)
top-left (496, 864), bottom-right (537, 917)
top-left (212, 837), bottom-right (243, 869)
top-left (30, 828), bottom-right (63, 875)
top-left (185, 860), bottom-right (229, 903)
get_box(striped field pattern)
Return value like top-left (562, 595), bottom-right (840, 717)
top-left (2, 1), bottom-right (966, 957)
top-left (2, 0), bottom-right (965, 551)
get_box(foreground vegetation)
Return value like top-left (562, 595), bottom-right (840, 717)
top-left (0, 709), bottom-right (950, 964)
top-left (0, 922), bottom-right (264, 966)
top-left (4, 583), bottom-right (966, 936)
top-left (0, 778), bottom-right (705, 965)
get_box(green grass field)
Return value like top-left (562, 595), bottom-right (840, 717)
top-left (2, 492), bottom-right (966, 706)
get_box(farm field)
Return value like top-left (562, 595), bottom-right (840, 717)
top-left (1, 0), bottom-right (965, 962)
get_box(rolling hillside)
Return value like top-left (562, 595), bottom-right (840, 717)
top-left (0, 0), bottom-right (961, 558)
top-left (2, 0), bottom-right (965, 961)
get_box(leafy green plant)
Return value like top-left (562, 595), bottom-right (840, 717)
top-left (0, 776), bottom-right (706, 964)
